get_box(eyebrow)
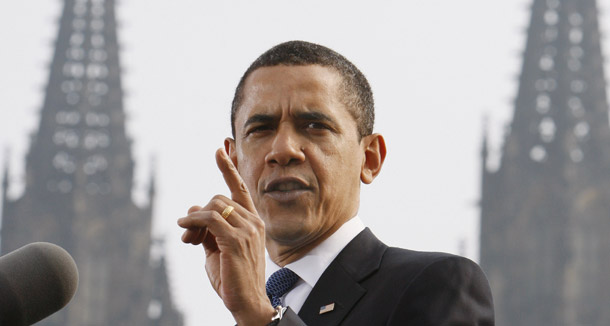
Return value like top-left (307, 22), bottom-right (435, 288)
top-left (243, 114), bottom-right (277, 129)
top-left (295, 111), bottom-right (335, 124)
top-left (242, 110), bottom-right (337, 130)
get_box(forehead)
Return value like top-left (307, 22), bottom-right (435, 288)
top-left (235, 65), bottom-right (346, 122)
top-left (245, 64), bottom-right (341, 93)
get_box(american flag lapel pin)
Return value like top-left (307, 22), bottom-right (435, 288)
top-left (319, 303), bottom-right (335, 315)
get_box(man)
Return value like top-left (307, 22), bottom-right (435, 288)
top-left (178, 41), bottom-right (494, 326)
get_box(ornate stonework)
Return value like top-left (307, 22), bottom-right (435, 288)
top-left (1, 1), bottom-right (183, 325)
top-left (480, 0), bottom-right (610, 324)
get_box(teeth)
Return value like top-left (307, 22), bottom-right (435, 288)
top-left (276, 182), bottom-right (303, 192)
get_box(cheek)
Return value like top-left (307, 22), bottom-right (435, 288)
top-left (317, 147), bottom-right (362, 194)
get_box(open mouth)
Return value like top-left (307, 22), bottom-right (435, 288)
top-left (264, 178), bottom-right (310, 193)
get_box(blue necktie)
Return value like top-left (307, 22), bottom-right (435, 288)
top-left (266, 268), bottom-right (300, 308)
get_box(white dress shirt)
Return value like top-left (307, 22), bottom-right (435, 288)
top-left (265, 216), bottom-right (365, 313)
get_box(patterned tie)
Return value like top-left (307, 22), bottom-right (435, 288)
top-left (266, 268), bottom-right (300, 308)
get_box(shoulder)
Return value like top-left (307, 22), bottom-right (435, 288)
top-left (324, 230), bottom-right (494, 325)
top-left (381, 248), bottom-right (494, 325)
top-left (338, 228), bottom-right (486, 283)
top-left (380, 246), bottom-right (492, 299)
top-left (383, 247), bottom-right (486, 281)
top-left (362, 246), bottom-right (490, 297)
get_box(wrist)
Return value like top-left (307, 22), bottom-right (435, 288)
top-left (267, 306), bottom-right (288, 326)
top-left (233, 301), bottom-right (276, 326)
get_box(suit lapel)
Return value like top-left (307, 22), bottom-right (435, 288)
top-left (298, 262), bottom-right (365, 325)
top-left (298, 228), bottom-right (387, 326)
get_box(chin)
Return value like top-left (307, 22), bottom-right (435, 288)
top-left (265, 220), bottom-right (311, 245)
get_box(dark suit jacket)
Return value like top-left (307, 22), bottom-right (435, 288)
top-left (277, 228), bottom-right (494, 326)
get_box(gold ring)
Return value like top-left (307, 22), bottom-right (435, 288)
top-left (221, 205), bottom-right (234, 220)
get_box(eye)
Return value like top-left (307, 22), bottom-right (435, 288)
top-left (305, 122), bottom-right (328, 130)
top-left (245, 125), bottom-right (273, 136)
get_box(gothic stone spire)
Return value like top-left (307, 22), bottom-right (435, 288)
top-left (0, 1), bottom-right (182, 325)
top-left (480, 0), bottom-right (610, 325)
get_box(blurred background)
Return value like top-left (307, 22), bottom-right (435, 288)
top-left (1, 0), bottom-right (609, 325)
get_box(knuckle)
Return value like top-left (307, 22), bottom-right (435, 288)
top-left (187, 205), bottom-right (202, 214)
top-left (215, 209), bottom-right (235, 227)
top-left (228, 161), bottom-right (239, 174)
top-left (210, 210), bottom-right (224, 222)
top-left (252, 217), bottom-right (265, 231)
top-left (238, 181), bottom-right (250, 194)
top-left (244, 224), bottom-right (258, 237)
top-left (211, 194), bottom-right (227, 203)
top-left (208, 197), bottom-right (226, 210)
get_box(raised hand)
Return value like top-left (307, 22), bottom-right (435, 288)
top-left (178, 148), bottom-right (275, 325)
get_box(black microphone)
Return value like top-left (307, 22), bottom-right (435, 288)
top-left (0, 242), bottom-right (79, 326)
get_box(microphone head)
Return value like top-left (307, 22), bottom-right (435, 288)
top-left (0, 242), bottom-right (79, 326)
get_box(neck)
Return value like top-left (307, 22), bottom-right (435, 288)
top-left (266, 219), bottom-right (349, 266)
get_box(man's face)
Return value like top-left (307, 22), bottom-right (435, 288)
top-left (228, 65), bottom-right (367, 250)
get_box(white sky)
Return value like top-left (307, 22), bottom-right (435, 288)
top-left (1, 1), bottom-right (610, 325)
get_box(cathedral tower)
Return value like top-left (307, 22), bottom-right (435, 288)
top-left (480, 0), bottom-right (610, 324)
top-left (0, 0), bottom-right (183, 324)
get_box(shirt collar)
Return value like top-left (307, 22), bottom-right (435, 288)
top-left (265, 216), bottom-right (365, 287)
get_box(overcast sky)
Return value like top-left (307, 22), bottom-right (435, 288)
top-left (2, 1), bottom-right (610, 325)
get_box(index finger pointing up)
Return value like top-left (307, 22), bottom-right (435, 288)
top-left (215, 148), bottom-right (256, 212)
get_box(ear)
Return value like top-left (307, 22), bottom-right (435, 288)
top-left (360, 133), bottom-right (386, 184)
top-left (224, 138), bottom-right (238, 169)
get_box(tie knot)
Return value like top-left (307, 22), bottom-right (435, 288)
top-left (266, 268), bottom-right (300, 308)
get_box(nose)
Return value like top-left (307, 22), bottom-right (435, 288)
top-left (265, 125), bottom-right (306, 166)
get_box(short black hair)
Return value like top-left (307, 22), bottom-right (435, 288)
top-left (231, 40), bottom-right (374, 139)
